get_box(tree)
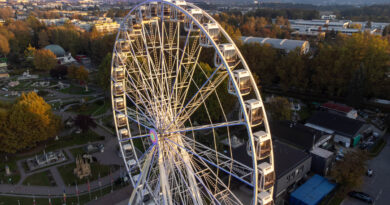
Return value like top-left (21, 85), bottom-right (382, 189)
top-left (50, 65), bottom-right (68, 79)
top-left (383, 25), bottom-right (390, 36)
top-left (38, 30), bottom-right (49, 48)
top-left (33, 49), bottom-right (58, 71)
top-left (68, 65), bottom-right (89, 90)
top-left (0, 34), bottom-right (10, 56)
top-left (265, 97), bottom-right (291, 121)
top-left (0, 92), bottom-right (61, 153)
top-left (331, 150), bottom-right (368, 196)
top-left (276, 49), bottom-right (309, 92)
top-left (97, 53), bottom-right (112, 90)
top-left (240, 43), bottom-right (278, 87)
top-left (0, 8), bottom-right (14, 20)
top-left (74, 114), bottom-right (96, 133)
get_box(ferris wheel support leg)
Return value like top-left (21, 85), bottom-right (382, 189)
top-left (158, 143), bottom-right (174, 205)
top-left (176, 137), bottom-right (204, 205)
top-left (128, 145), bottom-right (156, 205)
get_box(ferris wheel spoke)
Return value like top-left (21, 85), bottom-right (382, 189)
top-left (166, 120), bottom-right (245, 135)
top-left (119, 133), bottom-right (150, 142)
top-left (166, 141), bottom-right (221, 205)
top-left (166, 148), bottom-right (197, 203)
top-left (127, 143), bottom-right (156, 173)
top-left (190, 157), bottom-right (245, 205)
top-left (128, 145), bottom-right (157, 205)
top-left (173, 45), bottom-right (203, 119)
top-left (166, 63), bottom-right (228, 131)
top-left (166, 136), bottom-right (254, 187)
top-left (113, 51), bottom-right (158, 121)
top-left (123, 34), bottom-right (163, 119)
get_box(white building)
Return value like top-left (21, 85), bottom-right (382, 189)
top-left (241, 36), bottom-right (310, 54)
top-left (44, 44), bottom-right (77, 65)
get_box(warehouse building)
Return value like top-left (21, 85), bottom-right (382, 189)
top-left (305, 112), bottom-right (368, 148)
top-left (241, 36), bottom-right (310, 54)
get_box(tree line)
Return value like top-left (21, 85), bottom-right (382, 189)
top-left (240, 32), bottom-right (390, 103)
top-left (214, 13), bottom-right (291, 39)
top-left (338, 5), bottom-right (390, 22)
top-left (0, 15), bottom-right (115, 68)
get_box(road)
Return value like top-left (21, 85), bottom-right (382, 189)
top-left (342, 134), bottom-right (390, 205)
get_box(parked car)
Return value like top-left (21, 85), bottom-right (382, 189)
top-left (366, 169), bottom-right (373, 177)
top-left (84, 143), bottom-right (104, 153)
top-left (348, 191), bottom-right (373, 204)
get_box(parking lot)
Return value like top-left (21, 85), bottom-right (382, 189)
top-left (342, 134), bottom-right (390, 205)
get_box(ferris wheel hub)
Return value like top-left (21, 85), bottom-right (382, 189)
top-left (150, 129), bottom-right (159, 144)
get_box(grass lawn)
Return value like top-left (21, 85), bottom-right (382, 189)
top-left (369, 138), bottom-right (387, 157)
top-left (69, 147), bottom-right (86, 158)
top-left (46, 130), bottom-right (104, 152)
top-left (0, 160), bottom-right (20, 185)
top-left (57, 162), bottom-right (118, 186)
top-left (92, 101), bottom-right (111, 116)
top-left (102, 115), bottom-right (115, 130)
top-left (22, 170), bottom-right (55, 186)
top-left (59, 84), bottom-right (94, 95)
top-left (298, 106), bottom-right (313, 122)
top-left (69, 102), bottom-right (101, 115)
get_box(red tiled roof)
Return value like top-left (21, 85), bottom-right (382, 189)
top-left (321, 102), bottom-right (352, 113)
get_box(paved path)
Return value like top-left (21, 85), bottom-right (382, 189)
top-left (342, 134), bottom-right (390, 205)
top-left (87, 185), bottom-right (133, 205)
top-left (0, 170), bottom-right (121, 197)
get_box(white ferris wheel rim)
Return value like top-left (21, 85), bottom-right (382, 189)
top-left (110, 0), bottom-right (275, 204)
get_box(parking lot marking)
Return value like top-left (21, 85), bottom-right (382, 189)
top-left (376, 189), bottom-right (383, 201)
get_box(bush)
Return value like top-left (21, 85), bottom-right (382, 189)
top-left (37, 90), bottom-right (49, 97)
top-left (369, 138), bottom-right (386, 157)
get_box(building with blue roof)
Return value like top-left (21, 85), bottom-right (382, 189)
top-left (290, 174), bottom-right (336, 205)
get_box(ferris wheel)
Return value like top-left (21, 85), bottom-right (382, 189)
top-left (111, 0), bottom-right (275, 204)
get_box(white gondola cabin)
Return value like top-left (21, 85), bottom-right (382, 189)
top-left (119, 128), bottom-right (129, 139)
top-left (254, 131), bottom-right (271, 159)
top-left (184, 9), bottom-right (202, 31)
top-left (228, 69), bottom-right (251, 95)
top-left (116, 113), bottom-right (127, 127)
top-left (114, 98), bottom-right (125, 110)
top-left (258, 191), bottom-right (273, 205)
top-left (163, 3), bottom-right (172, 20)
top-left (129, 15), bottom-right (142, 37)
top-left (114, 67), bottom-right (125, 81)
top-left (244, 99), bottom-right (264, 127)
top-left (116, 39), bottom-right (131, 53)
top-left (200, 23), bottom-right (219, 47)
top-left (147, 2), bottom-right (159, 19)
top-left (122, 143), bottom-right (133, 158)
top-left (170, 1), bottom-right (187, 22)
top-left (114, 82), bottom-right (124, 96)
top-left (214, 43), bottom-right (238, 68)
top-left (258, 162), bottom-right (275, 191)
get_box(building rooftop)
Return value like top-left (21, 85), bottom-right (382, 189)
top-left (310, 147), bottom-right (333, 159)
top-left (44, 44), bottom-right (66, 57)
top-left (231, 140), bottom-right (311, 179)
top-left (306, 111), bottom-right (365, 138)
top-left (290, 174), bottom-right (336, 205)
top-left (272, 140), bottom-right (311, 177)
top-left (270, 121), bottom-right (324, 151)
top-left (241, 36), bottom-right (310, 54)
top-left (321, 102), bottom-right (353, 113)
